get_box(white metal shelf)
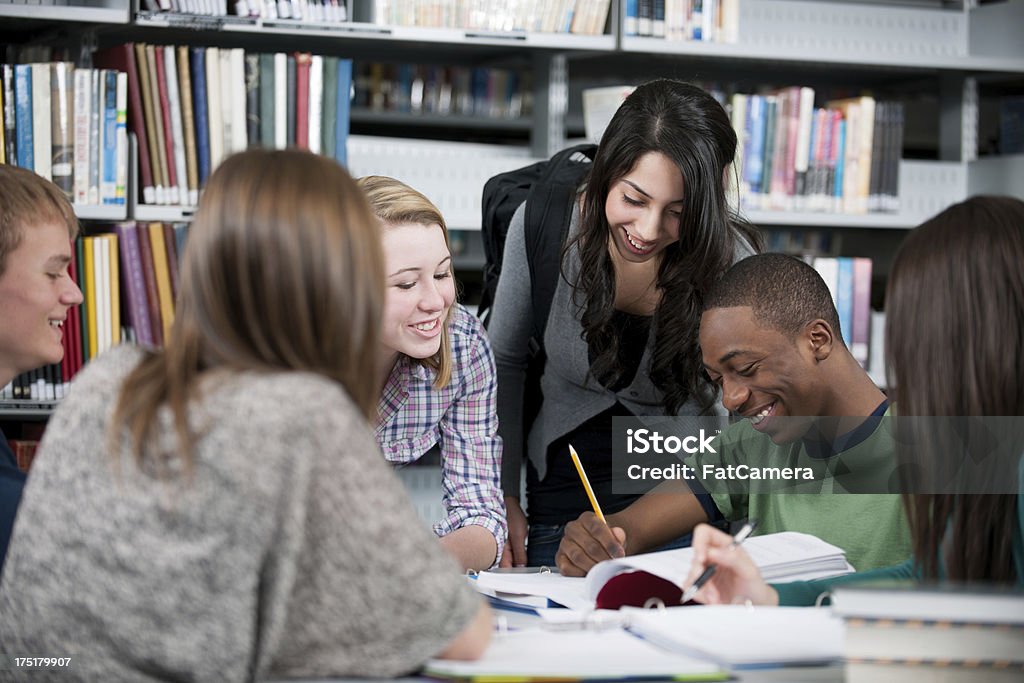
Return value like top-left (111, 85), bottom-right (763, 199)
top-left (74, 203), bottom-right (128, 222)
top-left (133, 204), bottom-right (197, 222)
top-left (0, 3), bottom-right (129, 24)
top-left (620, 0), bottom-right (1024, 74)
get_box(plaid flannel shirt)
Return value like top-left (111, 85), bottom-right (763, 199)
top-left (375, 305), bottom-right (506, 565)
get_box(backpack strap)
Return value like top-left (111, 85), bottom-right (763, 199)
top-left (522, 143), bottom-right (597, 351)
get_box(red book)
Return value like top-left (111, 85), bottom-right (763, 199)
top-left (136, 222), bottom-right (164, 346)
top-left (153, 47), bottom-right (178, 201)
top-left (93, 44), bottom-right (156, 205)
top-left (294, 52), bottom-right (311, 149)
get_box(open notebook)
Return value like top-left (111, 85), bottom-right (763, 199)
top-left (424, 627), bottom-right (728, 682)
top-left (472, 531), bottom-right (853, 609)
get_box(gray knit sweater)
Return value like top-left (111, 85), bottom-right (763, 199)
top-left (0, 345), bottom-right (480, 681)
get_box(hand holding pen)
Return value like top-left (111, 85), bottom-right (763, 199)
top-left (682, 521), bottom-right (779, 606)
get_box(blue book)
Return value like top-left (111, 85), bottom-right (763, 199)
top-left (835, 257), bottom-right (855, 349)
top-left (334, 59), bottom-right (352, 167)
top-left (743, 94), bottom-right (765, 193)
top-left (833, 119), bottom-right (847, 206)
top-left (624, 0), bottom-right (639, 36)
top-left (13, 64), bottom-right (33, 171)
top-left (101, 70), bottom-right (119, 204)
top-left (190, 48), bottom-right (211, 187)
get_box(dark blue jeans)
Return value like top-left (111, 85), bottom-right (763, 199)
top-left (526, 522), bottom-right (695, 569)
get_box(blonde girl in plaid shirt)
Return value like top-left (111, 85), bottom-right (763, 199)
top-left (360, 176), bottom-right (507, 571)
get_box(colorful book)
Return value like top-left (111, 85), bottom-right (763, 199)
top-left (115, 222), bottom-right (156, 347)
top-left (189, 47), bottom-right (211, 188)
top-left (334, 59), bottom-right (352, 165)
top-left (148, 222), bottom-right (176, 341)
top-left (14, 64), bottom-right (34, 171)
top-left (176, 46), bottom-right (199, 206)
top-left (96, 45), bottom-right (155, 204)
top-left (49, 62), bottom-right (74, 199)
top-left (136, 221), bottom-right (164, 346)
top-left (31, 63), bottom-right (52, 181)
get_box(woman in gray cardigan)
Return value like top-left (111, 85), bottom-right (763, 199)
top-left (490, 80), bottom-right (760, 567)
top-left (0, 150), bottom-right (490, 679)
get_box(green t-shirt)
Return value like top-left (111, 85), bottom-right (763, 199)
top-left (687, 407), bottom-right (912, 572)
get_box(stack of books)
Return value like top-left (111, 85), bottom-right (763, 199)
top-left (832, 583), bottom-right (1024, 682)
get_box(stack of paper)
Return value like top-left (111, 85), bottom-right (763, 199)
top-left (624, 605), bottom-right (844, 668)
top-left (424, 627), bottom-right (727, 681)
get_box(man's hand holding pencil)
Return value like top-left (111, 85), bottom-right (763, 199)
top-left (555, 445), bottom-right (628, 577)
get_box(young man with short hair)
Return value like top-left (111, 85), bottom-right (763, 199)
top-left (0, 165), bottom-right (83, 575)
top-left (555, 253), bottom-right (910, 575)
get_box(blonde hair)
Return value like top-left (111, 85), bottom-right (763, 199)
top-left (0, 165), bottom-right (79, 277)
top-left (357, 175), bottom-right (455, 389)
top-left (113, 149), bottom-right (385, 471)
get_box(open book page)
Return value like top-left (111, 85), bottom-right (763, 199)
top-left (424, 627), bottom-right (727, 681)
top-left (623, 605), bottom-right (844, 668)
top-left (585, 532), bottom-right (853, 600)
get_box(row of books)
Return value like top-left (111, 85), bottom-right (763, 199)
top-left (765, 229), bottom-right (839, 257)
top-left (0, 63), bottom-right (129, 206)
top-left (731, 88), bottom-right (904, 215)
top-left (370, 0), bottom-right (612, 35)
top-left (92, 44), bottom-right (353, 207)
top-left (140, 0), bottom-right (350, 22)
top-left (0, 222), bottom-right (187, 405)
top-left (808, 256), bottom-right (873, 369)
top-left (353, 63), bottom-right (531, 119)
top-left (625, 0), bottom-right (740, 43)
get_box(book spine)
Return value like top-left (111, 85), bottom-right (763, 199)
top-left (321, 56), bottom-right (338, 159)
top-left (851, 257), bottom-right (873, 368)
top-left (162, 221), bottom-right (180, 302)
top-left (115, 222), bottom-right (156, 347)
top-left (274, 53), bottom-right (287, 149)
top-left (107, 232), bottom-right (121, 346)
top-left (230, 48), bottom-right (247, 153)
top-left (136, 222), bottom-right (164, 346)
top-left (153, 48), bottom-right (179, 205)
top-left (190, 47), bottom-right (211, 188)
top-left (176, 47), bottom-right (199, 206)
top-left (31, 63), bottom-right (52, 181)
top-left (835, 257), bottom-right (854, 350)
top-left (100, 70), bottom-right (119, 204)
top-left (206, 47), bottom-right (224, 175)
top-left (294, 52), bottom-right (310, 149)
top-left (163, 46), bottom-right (188, 207)
top-left (335, 59), bottom-right (352, 165)
top-left (307, 54), bottom-right (323, 155)
top-left (259, 53), bottom-right (276, 148)
top-left (148, 222), bottom-right (176, 341)
top-left (72, 68), bottom-right (92, 204)
top-left (13, 65), bottom-right (33, 171)
top-left (2, 65), bottom-right (16, 164)
top-left (245, 52), bottom-right (260, 146)
top-left (49, 62), bottom-right (74, 199)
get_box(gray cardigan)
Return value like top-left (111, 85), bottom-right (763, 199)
top-left (489, 202), bottom-right (753, 497)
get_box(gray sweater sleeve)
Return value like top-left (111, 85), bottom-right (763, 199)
top-left (486, 202), bottom-right (534, 499)
top-left (262, 385), bottom-right (483, 679)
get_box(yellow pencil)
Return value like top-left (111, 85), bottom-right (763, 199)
top-left (568, 444), bottom-right (606, 524)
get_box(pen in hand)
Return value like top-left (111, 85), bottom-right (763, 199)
top-left (680, 520), bottom-right (758, 604)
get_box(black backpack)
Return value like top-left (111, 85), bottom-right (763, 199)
top-left (478, 142), bottom-right (598, 345)
top-left (477, 143), bottom-right (597, 440)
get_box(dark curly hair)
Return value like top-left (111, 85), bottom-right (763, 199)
top-left (568, 79), bottom-right (761, 415)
